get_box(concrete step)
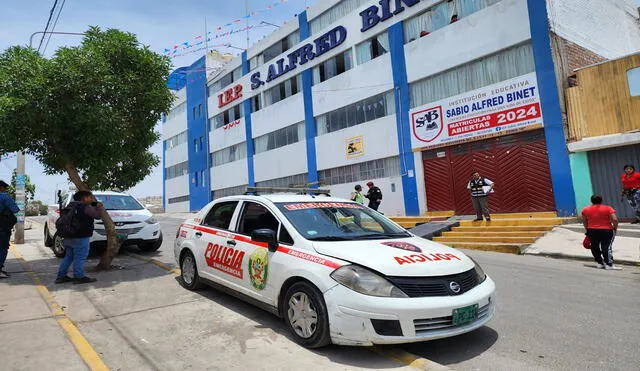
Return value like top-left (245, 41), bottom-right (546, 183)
top-left (443, 231), bottom-right (547, 238)
top-left (434, 235), bottom-right (537, 244)
top-left (453, 225), bottom-right (555, 232)
top-left (439, 242), bottom-right (522, 254)
top-left (458, 218), bottom-right (568, 227)
top-left (487, 212), bottom-right (558, 219)
top-left (425, 210), bottom-right (455, 217)
top-left (391, 216), bottom-right (444, 223)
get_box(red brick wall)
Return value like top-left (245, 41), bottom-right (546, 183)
top-left (562, 38), bottom-right (608, 72)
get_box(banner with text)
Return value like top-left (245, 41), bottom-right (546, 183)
top-left (410, 73), bottom-right (543, 151)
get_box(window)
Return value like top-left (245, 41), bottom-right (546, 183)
top-left (198, 104), bottom-right (203, 118)
top-left (201, 170), bottom-right (206, 187)
top-left (237, 202), bottom-right (280, 236)
top-left (251, 95), bottom-right (262, 112)
top-left (279, 226), bottom-right (294, 245)
top-left (94, 195), bottom-right (144, 211)
top-left (203, 201), bottom-right (238, 229)
top-left (265, 75), bottom-right (302, 106)
top-left (165, 161), bottom-right (189, 180)
top-left (356, 32), bottom-right (389, 65)
top-left (313, 49), bottom-right (353, 85)
top-left (209, 103), bottom-right (244, 130)
top-left (207, 67), bottom-right (242, 96)
top-left (410, 43), bottom-right (534, 108)
top-left (255, 173), bottom-right (308, 188)
top-left (263, 31), bottom-right (300, 64)
top-left (212, 185), bottom-right (247, 200)
top-left (194, 171), bottom-right (199, 187)
top-left (168, 195), bottom-right (190, 204)
top-left (194, 139), bottom-right (199, 153)
top-left (316, 91), bottom-right (395, 135)
top-left (249, 54), bottom-right (265, 72)
top-left (165, 131), bottom-right (187, 149)
top-left (211, 142), bottom-right (247, 167)
top-left (309, 0), bottom-right (369, 34)
top-left (627, 68), bottom-right (640, 96)
top-left (404, 0), bottom-right (502, 43)
top-left (166, 102), bottom-right (186, 122)
top-left (318, 156), bottom-right (401, 185)
top-left (192, 106), bottom-right (197, 120)
top-left (200, 137), bottom-right (205, 152)
top-left (254, 122), bottom-right (305, 153)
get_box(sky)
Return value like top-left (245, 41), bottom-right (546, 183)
top-left (0, 0), bottom-right (316, 204)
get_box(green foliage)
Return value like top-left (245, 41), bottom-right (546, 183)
top-left (6, 169), bottom-right (36, 202)
top-left (0, 27), bottom-right (173, 190)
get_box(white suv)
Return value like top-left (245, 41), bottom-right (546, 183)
top-left (44, 190), bottom-right (162, 257)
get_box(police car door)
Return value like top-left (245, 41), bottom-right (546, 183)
top-left (231, 201), bottom-right (289, 306)
top-left (197, 200), bottom-right (242, 285)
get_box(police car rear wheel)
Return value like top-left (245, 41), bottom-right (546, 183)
top-left (283, 282), bottom-right (331, 348)
top-left (180, 251), bottom-right (202, 290)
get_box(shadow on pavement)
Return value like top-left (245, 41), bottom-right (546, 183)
top-left (399, 325), bottom-right (499, 366)
top-left (179, 276), bottom-right (408, 370)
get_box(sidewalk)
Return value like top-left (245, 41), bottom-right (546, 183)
top-left (523, 225), bottom-right (640, 265)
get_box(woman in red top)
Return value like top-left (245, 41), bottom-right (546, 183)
top-left (620, 164), bottom-right (640, 224)
top-left (582, 195), bottom-right (620, 269)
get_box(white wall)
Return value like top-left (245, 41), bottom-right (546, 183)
top-left (315, 115), bottom-right (399, 171)
top-left (209, 117), bottom-right (247, 151)
top-left (329, 176), bottom-right (406, 216)
top-left (165, 174), bottom-right (189, 200)
top-left (254, 142), bottom-right (308, 182)
top-left (162, 112), bottom-right (187, 141)
top-left (252, 93), bottom-right (306, 137)
top-left (547, 0), bottom-right (640, 59)
top-left (165, 142), bottom-right (188, 168)
top-left (166, 201), bottom-right (189, 213)
top-left (210, 160), bottom-right (248, 190)
top-left (405, 0), bottom-right (531, 84)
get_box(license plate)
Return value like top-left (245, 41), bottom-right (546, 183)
top-left (116, 233), bottom-right (128, 240)
top-left (452, 304), bottom-right (478, 326)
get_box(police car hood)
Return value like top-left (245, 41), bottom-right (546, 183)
top-left (312, 237), bottom-right (475, 277)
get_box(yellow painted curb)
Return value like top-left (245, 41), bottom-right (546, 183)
top-left (9, 244), bottom-right (109, 371)
top-left (125, 253), bottom-right (181, 275)
top-left (371, 347), bottom-right (451, 370)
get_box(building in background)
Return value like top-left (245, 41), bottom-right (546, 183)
top-left (566, 52), bottom-right (640, 218)
top-left (162, 0), bottom-right (640, 216)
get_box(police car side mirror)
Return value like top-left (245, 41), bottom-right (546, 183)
top-left (251, 229), bottom-right (278, 252)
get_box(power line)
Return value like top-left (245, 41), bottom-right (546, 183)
top-left (42, 0), bottom-right (67, 55)
top-left (37, 0), bottom-right (59, 53)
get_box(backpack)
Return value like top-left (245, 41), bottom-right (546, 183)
top-left (0, 209), bottom-right (17, 230)
top-left (55, 203), bottom-right (82, 238)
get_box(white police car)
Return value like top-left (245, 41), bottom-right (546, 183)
top-left (174, 187), bottom-right (495, 348)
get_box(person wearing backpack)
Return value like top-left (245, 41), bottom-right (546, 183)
top-left (55, 190), bottom-right (103, 284)
top-left (0, 180), bottom-right (19, 279)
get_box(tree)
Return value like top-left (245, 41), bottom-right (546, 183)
top-left (0, 27), bottom-right (173, 270)
top-left (6, 169), bottom-right (36, 203)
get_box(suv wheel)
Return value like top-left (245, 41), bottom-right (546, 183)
top-left (180, 251), bottom-right (202, 290)
top-left (283, 281), bottom-right (331, 348)
top-left (44, 224), bottom-right (54, 247)
top-left (52, 233), bottom-right (66, 258)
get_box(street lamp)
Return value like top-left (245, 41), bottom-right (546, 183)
top-left (225, 44), bottom-right (246, 51)
top-left (260, 21), bottom-right (281, 28)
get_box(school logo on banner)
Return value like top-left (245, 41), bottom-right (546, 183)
top-left (411, 106), bottom-right (444, 143)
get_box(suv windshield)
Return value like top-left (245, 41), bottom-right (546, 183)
top-left (276, 202), bottom-right (410, 241)
top-left (95, 194), bottom-right (144, 211)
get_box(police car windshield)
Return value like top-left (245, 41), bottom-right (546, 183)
top-left (94, 195), bottom-right (144, 211)
top-left (276, 202), bottom-right (410, 241)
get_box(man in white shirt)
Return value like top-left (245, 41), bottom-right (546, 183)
top-left (467, 171), bottom-right (495, 221)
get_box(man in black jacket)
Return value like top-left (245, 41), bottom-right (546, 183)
top-left (55, 190), bottom-right (103, 284)
top-left (365, 181), bottom-right (383, 211)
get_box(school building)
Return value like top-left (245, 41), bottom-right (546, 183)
top-left (162, 0), bottom-right (640, 216)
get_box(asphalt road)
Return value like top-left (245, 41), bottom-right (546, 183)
top-left (148, 215), bottom-right (640, 371)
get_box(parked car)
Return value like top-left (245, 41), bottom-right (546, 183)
top-left (44, 190), bottom-right (163, 257)
top-left (174, 189), bottom-right (495, 348)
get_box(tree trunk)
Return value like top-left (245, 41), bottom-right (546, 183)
top-left (64, 164), bottom-right (121, 271)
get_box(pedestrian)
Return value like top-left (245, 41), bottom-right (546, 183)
top-left (467, 171), bottom-right (494, 221)
top-left (55, 190), bottom-right (103, 284)
top-left (0, 180), bottom-right (19, 279)
top-left (365, 181), bottom-right (383, 211)
top-left (350, 185), bottom-right (365, 205)
top-left (619, 164), bottom-right (640, 224)
top-left (582, 195), bottom-right (621, 270)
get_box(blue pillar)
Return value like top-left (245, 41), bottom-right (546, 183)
top-left (186, 56), bottom-right (210, 211)
top-left (242, 51), bottom-right (256, 187)
top-left (298, 11), bottom-right (319, 187)
top-left (388, 22), bottom-right (420, 216)
top-left (527, 0), bottom-right (577, 216)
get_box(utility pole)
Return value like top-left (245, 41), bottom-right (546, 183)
top-left (13, 31), bottom-right (86, 244)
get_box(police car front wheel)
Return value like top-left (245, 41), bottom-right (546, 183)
top-left (283, 281), bottom-right (331, 348)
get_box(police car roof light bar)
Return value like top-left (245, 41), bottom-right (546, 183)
top-left (245, 186), bottom-right (332, 196)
